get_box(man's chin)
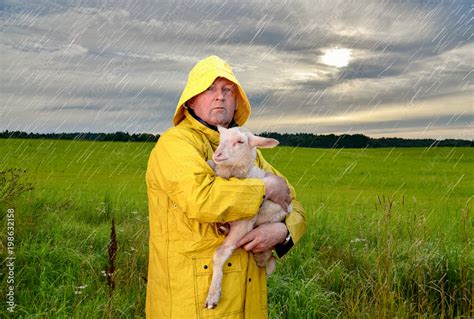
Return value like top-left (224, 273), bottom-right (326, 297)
top-left (208, 117), bottom-right (231, 128)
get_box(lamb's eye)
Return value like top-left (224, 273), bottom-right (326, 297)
top-left (237, 140), bottom-right (244, 144)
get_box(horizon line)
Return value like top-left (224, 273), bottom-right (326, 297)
top-left (1, 130), bottom-right (472, 142)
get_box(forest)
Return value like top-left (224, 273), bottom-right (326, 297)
top-left (1, 130), bottom-right (471, 148)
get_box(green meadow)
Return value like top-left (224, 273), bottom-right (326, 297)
top-left (0, 138), bottom-right (472, 318)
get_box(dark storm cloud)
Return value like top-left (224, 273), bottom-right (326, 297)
top-left (48, 104), bottom-right (104, 111)
top-left (0, 0), bottom-right (472, 138)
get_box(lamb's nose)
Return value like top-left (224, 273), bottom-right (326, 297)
top-left (213, 150), bottom-right (223, 161)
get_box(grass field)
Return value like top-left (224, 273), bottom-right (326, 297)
top-left (0, 138), bottom-right (472, 318)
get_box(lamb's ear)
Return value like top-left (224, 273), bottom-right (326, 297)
top-left (217, 125), bottom-right (227, 134)
top-left (248, 135), bottom-right (279, 148)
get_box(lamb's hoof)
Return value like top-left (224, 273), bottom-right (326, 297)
top-left (266, 258), bottom-right (276, 275)
top-left (205, 301), bottom-right (217, 309)
top-left (204, 292), bottom-right (220, 309)
top-left (266, 262), bottom-right (276, 276)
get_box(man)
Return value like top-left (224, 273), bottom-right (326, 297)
top-left (146, 55), bottom-right (306, 318)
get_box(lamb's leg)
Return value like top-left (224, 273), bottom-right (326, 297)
top-left (254, 250), bottom-right (276, 275)
top-left (255, 201), bottom-right (291, 226)
top-left (254, 250), bottom-right (272, 268)
top-left (205, 220), bottom-right (254, 309)
top-left (204, 244), bottom-right (234, 309)
top-left (266, 256), bottom-right (276, 275)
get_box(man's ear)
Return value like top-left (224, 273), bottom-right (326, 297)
top-left (187, 98), bottom-right (195, 109)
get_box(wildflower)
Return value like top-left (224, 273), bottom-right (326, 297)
top-left (350, 238), bottom-right (366, 244)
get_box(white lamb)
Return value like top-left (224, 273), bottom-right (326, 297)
top-left (204, 125), bottom-right (291, 309)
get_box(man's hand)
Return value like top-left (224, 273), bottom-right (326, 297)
top-left (237, 222), bottom-right (288, 253)
top-left (262, 174), bottom-right (292, 211)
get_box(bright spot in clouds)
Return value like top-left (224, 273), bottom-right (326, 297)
top-left (320, 48), bottom-right (352, 67)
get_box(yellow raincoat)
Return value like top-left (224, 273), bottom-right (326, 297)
top-left (146, 56), bottom-right (306, 318)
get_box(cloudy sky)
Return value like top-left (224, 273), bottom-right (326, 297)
top-left (1, 0), bottom-right (472, 139)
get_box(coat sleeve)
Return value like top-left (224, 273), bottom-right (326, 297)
top-left (255, 150), bottom-right (307, 248)
top-left (147, 129), bottom-right (265, 223)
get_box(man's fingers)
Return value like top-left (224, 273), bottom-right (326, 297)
top-left (238, 231), bottom-right (261, 252)
top-left (243, 239), bottom-right (258, 252)
top-left (250, 246), bottom-right (263, 253)
top-left (238, 232), bottom-right (255, 248)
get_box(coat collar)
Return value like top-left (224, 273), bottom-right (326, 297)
top-left (182, 109), bottom-right (221, 146)
top-left (181, 108), bottom-right (239, 146)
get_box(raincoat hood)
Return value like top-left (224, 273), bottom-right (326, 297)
top-left (173, 55), bottom-right (251, 127)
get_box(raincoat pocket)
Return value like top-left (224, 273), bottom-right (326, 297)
top-left (193, 253), bottom-right (245, 318)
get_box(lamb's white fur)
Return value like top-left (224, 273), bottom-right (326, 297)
top-left (204, 126), bottom-right (291, 309)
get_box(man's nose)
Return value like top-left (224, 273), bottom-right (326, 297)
top-left (214, 90), bottom-right (224, 101)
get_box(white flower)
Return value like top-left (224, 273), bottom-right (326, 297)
top-left (350, 238), bottom-right (367, 244)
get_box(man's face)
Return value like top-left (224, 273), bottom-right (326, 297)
top-left (188, 77), bottom-right (237, 128)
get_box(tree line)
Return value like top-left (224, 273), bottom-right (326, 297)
top-left (0, 131), bottom-right (159, 142)
top-left (258, 132), bottom-right (472, 148)
top-left (0, 130), bottom-right (471, 148)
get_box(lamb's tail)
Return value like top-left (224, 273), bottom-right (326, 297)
top-left (217, 223), bottom-right (230, 235)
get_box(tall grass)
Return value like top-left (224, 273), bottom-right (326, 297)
top-left (0, 139), bottom-right (472, 317)
top-left (267, 147), bottom-right (473, 318)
